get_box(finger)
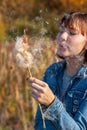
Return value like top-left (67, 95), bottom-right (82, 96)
top-left (28, 77), bottom-right (47, 87)
top-left (31, 87), bottom-right (40, 96)
top-left (30, 82), bottom-right (44, 93)
top-left (31, 91), bottom-right (39, 99)
top-left (31, 90), bottom-right (42, 103)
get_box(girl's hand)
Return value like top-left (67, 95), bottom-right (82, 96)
top-left (27, 77), bottom-right (55, 107)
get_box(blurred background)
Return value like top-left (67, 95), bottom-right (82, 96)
top-left (0, 0), bottom-right (87, 130)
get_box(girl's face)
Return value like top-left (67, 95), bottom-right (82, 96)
top-left (57, 26), bottom-right (87, 58)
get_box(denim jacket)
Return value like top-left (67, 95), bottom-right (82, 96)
top-left (34, 61), bottom-right (87, 130)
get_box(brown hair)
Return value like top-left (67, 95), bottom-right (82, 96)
top-left (60, 12), bottom-right (87, 63)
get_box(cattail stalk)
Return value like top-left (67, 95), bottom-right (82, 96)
top-left (27, 67), bottom-right (46, 129)
top-left (14, 28), bottom-right (46, 128)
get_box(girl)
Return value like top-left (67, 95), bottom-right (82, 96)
top-left (28, 12), bottom-right (87, 130)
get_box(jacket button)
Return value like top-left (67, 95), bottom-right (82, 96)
top-left (73, 100), bottom-right (79, 105)
top-left (73, 107), bottom-right (77, 112)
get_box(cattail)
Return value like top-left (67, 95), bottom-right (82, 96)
top-left (13, 29), bottom-right (46, 129)
top-left (13, 36), bottom-right (33, 69)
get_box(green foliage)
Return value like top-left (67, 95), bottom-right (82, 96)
top-left (0, 0), bottom-right (87, 41)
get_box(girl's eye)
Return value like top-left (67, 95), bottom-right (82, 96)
top-left (69, 30), bottom-right (78, 35)
top-left (69, 31), bottom-right (76, 35)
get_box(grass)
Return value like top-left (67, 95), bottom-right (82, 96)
top-left (0, 37), bottom-right (57, 130)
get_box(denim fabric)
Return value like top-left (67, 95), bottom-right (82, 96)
top-left (34, 61), bottom-right (87, 130)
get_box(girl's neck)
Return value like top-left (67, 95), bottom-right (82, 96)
top-left (65, 55), bottom-right (84, 76)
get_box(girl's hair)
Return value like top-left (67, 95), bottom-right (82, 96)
top-left (60, 12), bottom-right (87, 63)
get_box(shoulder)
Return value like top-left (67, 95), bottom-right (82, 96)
top-left (44, 60), bottom-right (65, 76)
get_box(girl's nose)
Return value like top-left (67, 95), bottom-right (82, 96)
top-left (60, 31), bottom-right (68, 41)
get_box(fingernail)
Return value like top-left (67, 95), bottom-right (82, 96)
top-left (26, 77), bottom-right (29, 80)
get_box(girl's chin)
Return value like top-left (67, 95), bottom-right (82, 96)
top-left (56, 53), bottom-right (65, 59)
top-left (57, 52), bottom-right (70, 59)
top-left (57, 51), bottom-right (66, 56)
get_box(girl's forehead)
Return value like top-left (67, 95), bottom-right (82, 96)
top-left (61, 19), bottom-right (83, 32)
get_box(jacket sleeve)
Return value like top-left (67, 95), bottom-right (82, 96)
top-left (43, 96), bottom-right (87, 130)
top-left (34, 96), bottom-right (87, 130)
top-left (34, 105), bottom-right (57, 130)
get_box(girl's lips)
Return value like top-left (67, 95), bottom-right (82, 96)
top-left (58, 44), bottom-right (66, 50)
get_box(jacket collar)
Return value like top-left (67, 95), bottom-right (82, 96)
top-left (60, 61), bottom-right (87, 78)
top-left (76, 64), bottom-right (87, 78)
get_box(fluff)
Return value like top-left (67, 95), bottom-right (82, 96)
top-left (13, 37), bottom-right (33, 68)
